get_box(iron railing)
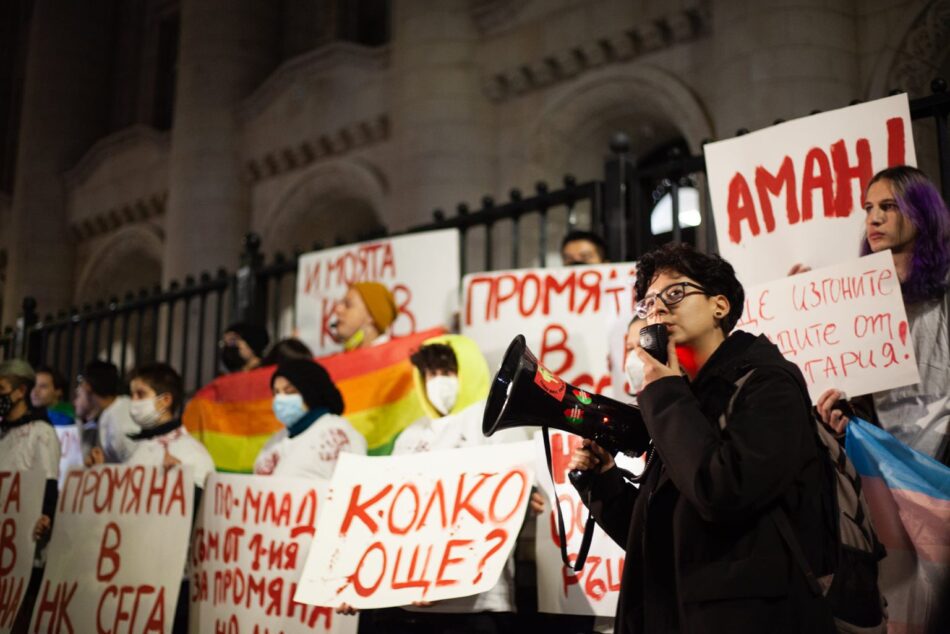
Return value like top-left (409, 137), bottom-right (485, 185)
top-left (3, 80), bottom-right (948, 394)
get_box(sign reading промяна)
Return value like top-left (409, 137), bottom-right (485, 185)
top-left (30, 466), bottom-right (193, 634)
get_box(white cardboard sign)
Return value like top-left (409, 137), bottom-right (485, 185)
top-left (532, 432), bottom-right (630, 617)
top-left (294, 443), bottom-right (535, 609)
top-left (0, 471), bottom-right (45, 634)
top-left (705, 94), bottom-right (916, 285)
top-left (295, 229), bottom-right (460, 355)
top-left (736, 250), bottom-right (920, 399)
top-left (190, 473), bottom-right (357, 634)
top-left (462, 264), bottom-right (638, 396)
top-left (30, 466), bottom-right (194, 634)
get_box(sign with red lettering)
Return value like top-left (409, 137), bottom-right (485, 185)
top-left (294, 443), bottom-right (535, 608)
top-left (0, 471), bottom-right (44, 633)
top-left (705, 94), bottom-right (916, 285)
top-left (29, 465), bottom-right (194, 634)
top-left (736, 250), bottom-right (919, 398)
top-left (295, 229), bottom-right (460, 355)
top-left (532, 431), bottom-right (634, 617)
top-left (462, 264), bottom-right (638, 396)
top-left (190, 473), bottom-right (357, 634)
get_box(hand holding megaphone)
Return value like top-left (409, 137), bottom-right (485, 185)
top-left (568, 439), bottom-right (615, 477)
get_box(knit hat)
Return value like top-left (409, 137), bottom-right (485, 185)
top-left (225, 322), bottom-right (271, 358)
top-left (0, 359), bottom-right (35, 382)
top-left (271, 359), bottom-right (344, 415)
top-left (351, 282), bottom-right (397, 332)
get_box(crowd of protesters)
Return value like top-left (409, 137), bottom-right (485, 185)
top-left (2, 165), bottom-right (948, 633)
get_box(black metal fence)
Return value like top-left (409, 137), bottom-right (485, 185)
top-left (3, 81), bottom-right (949, 394)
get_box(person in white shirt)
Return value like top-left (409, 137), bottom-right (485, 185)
top-left (0, 359), bottom-right (61, 630)
top-left (124, 362), bottom-right (215, 490)
top-left (387, 335), bottom-right (520, 632)
top-left (254, 358), bottom-right (366, 479)
top-left (73, 360), bottom-right (139, 464)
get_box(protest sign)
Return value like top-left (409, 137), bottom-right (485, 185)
top-left (462, 263), bottom-right (638, 396)
top-left (736, 250), bottom-right (919, 399)
top-left (296, 229), bottom-right (459, 356)
top-left (30, 465), bottom-right (194, 634)
top-left (190, 473), bottom-right (357, 634)
top-left (532, 431), bottom-right (633, 617)
top-left (294, 443), bottom-right (535, 609)
top-left (705, 94), bottom-right (916, 285)
top-left (0, 471), bottom-right (44, 633)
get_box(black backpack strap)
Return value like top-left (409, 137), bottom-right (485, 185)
top-left (542, 425), bottom-right (596, 571)
top-left (771, 504), bottom-right (824, 597)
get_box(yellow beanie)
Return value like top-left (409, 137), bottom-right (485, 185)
top-left (351, 282), bottom-right (397, 332)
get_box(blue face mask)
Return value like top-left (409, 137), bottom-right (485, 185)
top-left (272, 393), bottom-right (307, 427)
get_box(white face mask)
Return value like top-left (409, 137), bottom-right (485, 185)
top-left (273, 393), bottom-right (307, 427)
top-left (624, 352), bottom-right (646, 395)
top-left (426, 375), bottom-right (459, 416)
top-left (130, 397), bottom-right (164, 429)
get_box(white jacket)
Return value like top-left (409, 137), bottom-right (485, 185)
top-left (126, 425), bottom-right (216, 489)
top-left (254, 413), bottom-right (367, 480)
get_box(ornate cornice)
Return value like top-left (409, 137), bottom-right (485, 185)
top-left (886, 0), bottom-right (950, 95)
top-left (69, 192), bottom-right (167, 242)
top-left (243, 114), bottom-right (389, 184)
top-left (482, 5), bottom-right (709, 102)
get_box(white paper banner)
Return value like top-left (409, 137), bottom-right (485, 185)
top-left (705, 94), bottom-right (916, 286)
top-left (0, 471), bottom-right (45, 634)
top-left (190, 473), bottom-right (357, 634)
top-left (532, 432), bottom-right (631, 617)
top-left (736, 250), bottom-right (920, 399)
top-left (462, 264), bottom-right (637, 396)
top-left (296, 229), bottom-right (460, 355)
top-left (294, 443), bottom-right (535, 609)
top-left (30, 465), bottom-right (194, 634)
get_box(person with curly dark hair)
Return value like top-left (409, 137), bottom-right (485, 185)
top-left (569, 242), bottom-right (835, 634)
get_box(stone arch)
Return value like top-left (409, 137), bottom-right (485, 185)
top-left (873, 0), bottom-right (950, 98)
top-left (869, 0), bottom-right (950, 185)
top-left (75, 224), bottom-right (164, 303)
top-left (260, 158), bottom-right (387, 256)
top-left (526, 64), bottom-right (714, 182)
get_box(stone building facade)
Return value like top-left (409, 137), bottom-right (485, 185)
top-left (1, 0), bottom-right (948, 326)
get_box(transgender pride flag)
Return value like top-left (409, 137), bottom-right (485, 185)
top-left (846, 418), bottom-right (950, 634)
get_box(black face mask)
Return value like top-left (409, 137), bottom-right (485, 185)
top-left (220, 345), bottom-right (246, 372)
top-left (0, 392), bottom-right (16, 419)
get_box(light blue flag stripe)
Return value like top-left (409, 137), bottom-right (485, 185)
top-left (845, 417), bottom-right (950, 501)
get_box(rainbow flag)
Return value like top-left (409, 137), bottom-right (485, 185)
top-left (183, 327), bottom-right (445, 472)
top-left (846, 418), bottom-right (950, 634)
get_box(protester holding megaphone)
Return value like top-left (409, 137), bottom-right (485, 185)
top-left (568, 243), bottom-right (835, 634)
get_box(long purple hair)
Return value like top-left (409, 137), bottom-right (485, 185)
top-left (860, 166), bottom-right (950, 303)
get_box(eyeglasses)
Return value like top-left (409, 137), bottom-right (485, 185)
top-left (635, 281), bottom-right (710, 318)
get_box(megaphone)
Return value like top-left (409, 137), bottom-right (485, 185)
top-left (483, 334), bottom-right (650, 572)
top-left (483, 334), bottom-right (650, 457)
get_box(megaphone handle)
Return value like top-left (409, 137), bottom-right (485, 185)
top-left (542, 427), bottom-right (595, 571)
top-left (568, 468), bottom-right (593, 490)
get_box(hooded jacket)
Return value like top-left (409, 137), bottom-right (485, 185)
top-left (394, 334), bottom-right (522, 613)
top-left (577, 331), bottom-right (835, 634)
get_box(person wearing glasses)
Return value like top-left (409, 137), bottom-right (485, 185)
top-left (569, 243), bottom-right (834, 634)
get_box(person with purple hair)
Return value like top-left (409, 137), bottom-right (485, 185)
top-left (816, 165), bottom-right (950, 465)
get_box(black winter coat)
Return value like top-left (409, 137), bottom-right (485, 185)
top-left (577, 331), bottom-right (836, 634)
